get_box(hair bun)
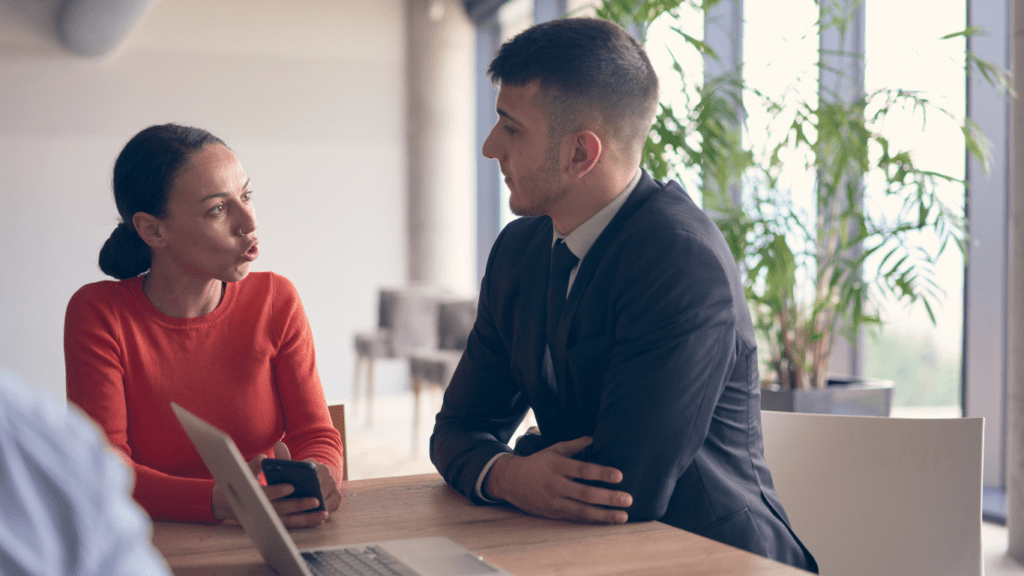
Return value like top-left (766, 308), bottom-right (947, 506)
top-left (98, 221), bottom-right (151, 280)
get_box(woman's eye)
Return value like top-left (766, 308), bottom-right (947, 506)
top-left (209, 204), bottom-right (224, 215)
top-left (243, 190), bottom-right (254, 202)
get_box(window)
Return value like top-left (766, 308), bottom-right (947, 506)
top-left (863, 0), bottom-right (967, 414)
top-left (496, 0), bottom-right (535, 230)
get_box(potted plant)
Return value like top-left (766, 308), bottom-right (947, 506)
top-left (596, 0), bottom-right (1003, 414)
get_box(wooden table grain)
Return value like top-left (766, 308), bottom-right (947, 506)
top-left (152, 473), bottom-right (810, 576)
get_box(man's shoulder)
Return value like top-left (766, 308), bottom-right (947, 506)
top-left (606, 175), bottom-right (738, 281)
top-left (613, 175), bottom-right (716, 245)
top-left (634, 176), bottom-right (705, 224)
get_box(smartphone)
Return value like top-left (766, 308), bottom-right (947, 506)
top-left (260, 458), bottom-right (327, 512)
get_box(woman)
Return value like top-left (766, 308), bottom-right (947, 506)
top-left (64, 124), bottom-right (343, 526)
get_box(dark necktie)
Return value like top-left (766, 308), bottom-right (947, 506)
top-left (546, 239), bottom-right (579, 348)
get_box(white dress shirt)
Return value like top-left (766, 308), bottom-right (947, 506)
top-left (0, 367), bottom-right (171, 576)
top-left (474, 168), bottom-right (643, 501)
top-left (555, 167), bottom-right (643, 292)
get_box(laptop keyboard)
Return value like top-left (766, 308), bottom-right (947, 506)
top-left (303, 546), bottom-right (421, 576)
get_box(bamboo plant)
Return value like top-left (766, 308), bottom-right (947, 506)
top-left (595, 0), bottom-right (1002, 390)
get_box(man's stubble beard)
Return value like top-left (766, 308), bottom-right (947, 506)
top-left (508, 143), bottom-right (567, 218)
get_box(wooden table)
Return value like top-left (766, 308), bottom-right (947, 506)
top-left (153, 473), bottom-right (810, 576)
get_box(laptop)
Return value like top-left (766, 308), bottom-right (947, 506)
top-left (170, 402), bottom-right (512, 576)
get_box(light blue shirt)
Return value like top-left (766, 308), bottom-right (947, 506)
top-left (0, 368), bottom-right (171, 576)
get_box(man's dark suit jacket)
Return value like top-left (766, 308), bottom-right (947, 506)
top-left (431, 171), bottom-right (817, 572)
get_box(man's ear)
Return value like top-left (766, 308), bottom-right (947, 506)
top-left (567, 130), bottom-right (602, 179)
top-left (132, 212), bottom-right (167, 249)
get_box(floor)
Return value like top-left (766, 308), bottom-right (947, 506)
top-left (344, 388), bottom-right (537, 480)
top-left (986, 523), bottom-right (1024, 576)
top-left (343, 390), bottom-right (1024, 575)
top-left (344, 390), bottom-right (443, 481)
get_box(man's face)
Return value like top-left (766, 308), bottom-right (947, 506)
top-left (482, 81), bottom-right (567, 218)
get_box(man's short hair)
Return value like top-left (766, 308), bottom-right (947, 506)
top-left (488, 17), bottom-right (659, 160)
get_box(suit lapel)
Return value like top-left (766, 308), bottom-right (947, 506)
top-left (512, 218), bottom-right (561, 410)
top-left (556, 171), bottom-right (661, 341)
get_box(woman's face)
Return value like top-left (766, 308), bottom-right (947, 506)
top-left (158, 144), bottom-right (259, 283)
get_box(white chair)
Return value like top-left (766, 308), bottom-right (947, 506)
top-left (760, 411), bottom-right (984, 576)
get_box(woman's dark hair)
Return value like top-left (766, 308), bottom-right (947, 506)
top-left (98, 124), bottom-right (225, 279)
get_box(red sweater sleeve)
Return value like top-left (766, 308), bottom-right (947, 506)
top-left (64, 282), bottom-right (218, 522)
top-left (64, 274), bottom-right (344, 523)
top-left (268, 275), bottom-right (345, 486)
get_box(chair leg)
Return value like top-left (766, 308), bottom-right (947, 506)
top-left (425, 382), bottom-right (441, 457)
top-left (412, 377), bottom-right (422, 457)
top-left (365, 359), bottom-right (375, 427)
top-left (431, 382), bottom-right (443, 411)
top-left (352, 355), bottom-right (362, 422)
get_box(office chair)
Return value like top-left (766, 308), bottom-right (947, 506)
top-left (352, 284), bottom-right (451, 427)
top-left (327, 404), bottom-right (349, 481)
top-left (408, 297), bottom-right (476, 456)
top-left (760, 411), bottom-right (984, 576)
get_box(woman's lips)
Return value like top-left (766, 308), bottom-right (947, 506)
top-left (243, 242), bottom-right (259, 261)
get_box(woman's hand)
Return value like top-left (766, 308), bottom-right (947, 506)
top-left (211, 442), bottom-right (338, 528)
top-left (307, 455), bottom-right (343, 515)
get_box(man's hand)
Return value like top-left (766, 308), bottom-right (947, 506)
top-left (211, 442), bottom-right (340, 528)
top-left (484, 436), bottom-right (632, 524)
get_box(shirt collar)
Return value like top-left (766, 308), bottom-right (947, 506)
top-left (553, 167), bottom-right (642, 262)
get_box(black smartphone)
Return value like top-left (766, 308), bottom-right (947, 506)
top-left (260, 458), bottom-right (326, 512)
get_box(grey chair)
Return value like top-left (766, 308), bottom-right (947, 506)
top-left (352, 284), bottom-right (451, 426)
top-left (408, 297), bottom-right (477, 455)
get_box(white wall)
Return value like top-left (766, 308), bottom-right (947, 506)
top-left (0, 0), bottom-right (409, 402)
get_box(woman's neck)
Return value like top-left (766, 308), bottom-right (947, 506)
top-left (142, 267), bottom-right (224, 319)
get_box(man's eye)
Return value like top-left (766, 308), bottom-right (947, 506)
top-left (243, 190), bottom-right (254, 202)
top-left (504, 125), bottom-right (517, 135)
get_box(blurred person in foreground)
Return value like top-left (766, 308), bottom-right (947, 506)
top-left (0, 367), bottom-right (171, 576)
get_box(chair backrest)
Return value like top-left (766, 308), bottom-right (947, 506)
top-left (437, 298), bottom-right (477, 351)
top-left (760, 411), bottom-right (984, 576)
top-left (327, 404), bottom-right (349, 481)
top-left (378, 284), bottom-right (452, 356)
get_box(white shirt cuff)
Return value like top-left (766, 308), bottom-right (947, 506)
top-left (474, 452), bottom-right (512, 503)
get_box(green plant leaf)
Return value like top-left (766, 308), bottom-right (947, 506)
top-left (595, 1), bottom-right (989, 389)
top-left (941, 25), bottom-right (984, 40)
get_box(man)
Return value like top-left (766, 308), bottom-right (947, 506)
top-left (430, 17), bottom-right (817, 571)
top-left (0, 367), bottom-right (171, 576)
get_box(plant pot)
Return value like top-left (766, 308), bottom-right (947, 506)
top-left (760, 376), bottom-right (894, 416)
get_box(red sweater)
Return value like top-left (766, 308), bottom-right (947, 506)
top-left (64, 272), bottom-right (343, 522)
